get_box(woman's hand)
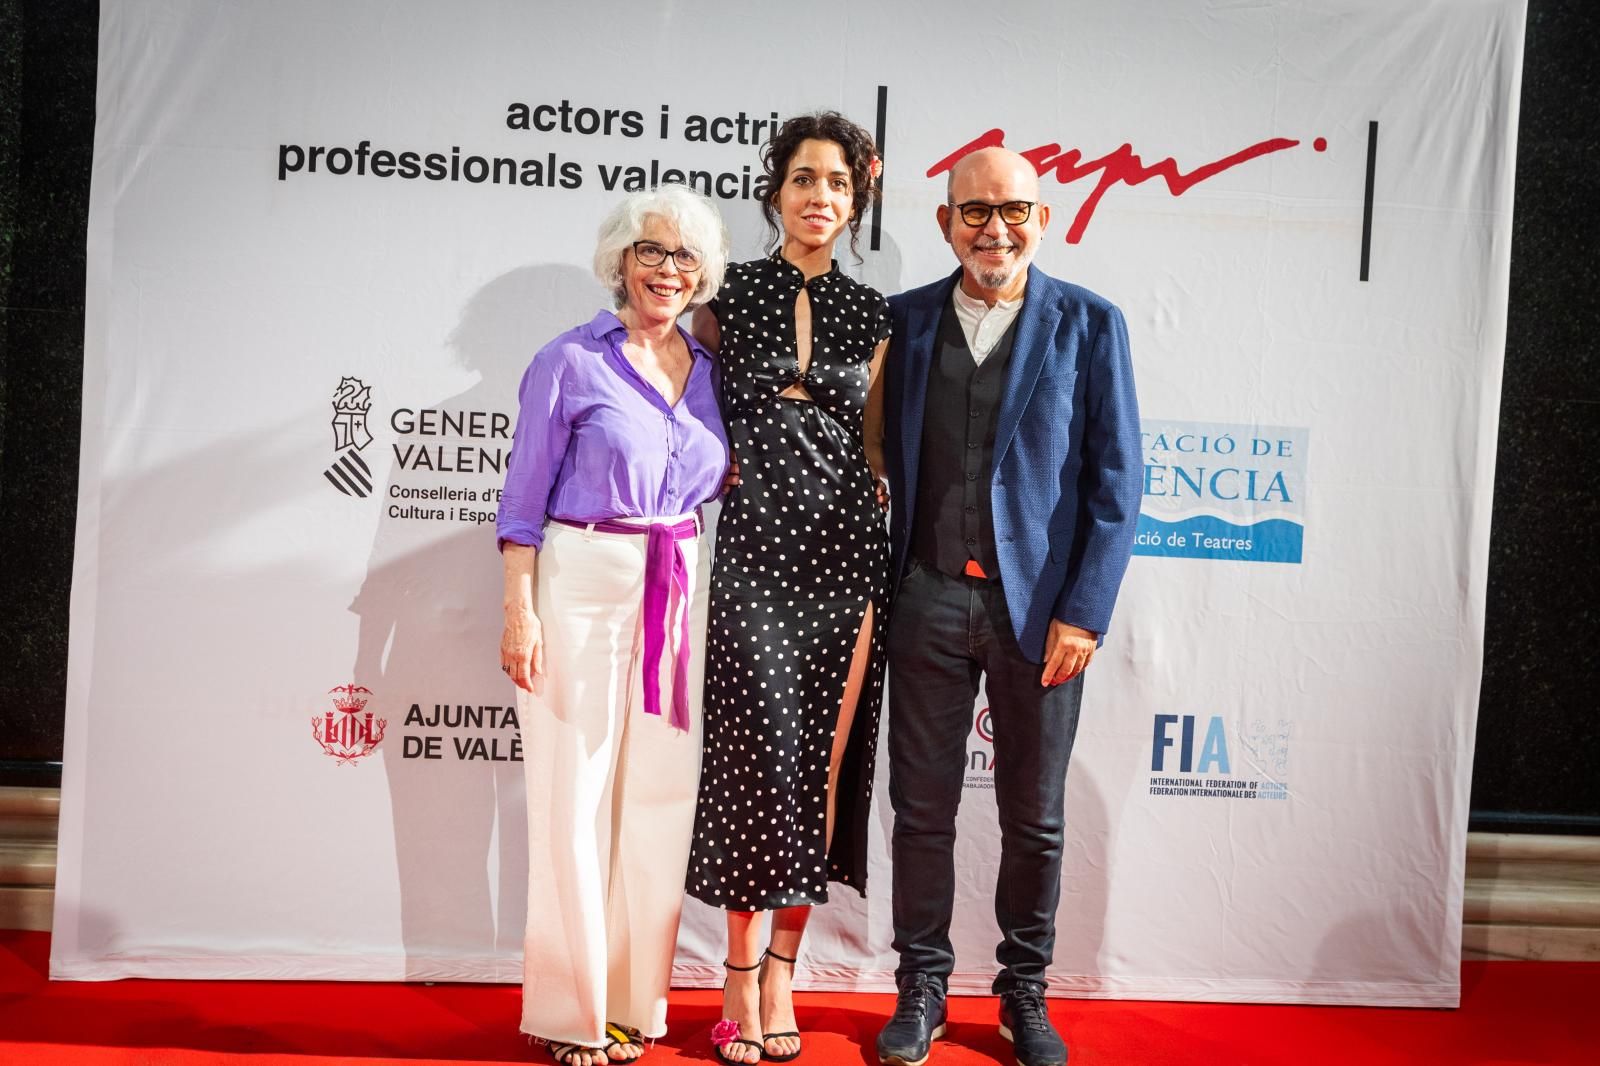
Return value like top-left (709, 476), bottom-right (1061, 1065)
top-left (500, 542), bottom-right (540, 691)
top-left (865, 337), bottom-right (890, 513)
top-left (501, 607), bottom-right (543, 692)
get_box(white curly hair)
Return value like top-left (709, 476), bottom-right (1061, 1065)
top-left (592, 184), bottom-right (730, 309)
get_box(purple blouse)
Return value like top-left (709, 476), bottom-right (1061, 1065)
top-left (497, 311), bottom-right (729, 551)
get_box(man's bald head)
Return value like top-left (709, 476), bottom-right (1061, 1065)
top-left (946, 147), bottom-right (1042, 204)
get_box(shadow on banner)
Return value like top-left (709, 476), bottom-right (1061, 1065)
top-left (350, 263), bottom-right (606, 977)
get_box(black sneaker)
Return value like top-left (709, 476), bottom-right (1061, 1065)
top-left (877, 972), bottom-right (947, 1066)
top-left (998, 984), bottom-right (1067, 1066)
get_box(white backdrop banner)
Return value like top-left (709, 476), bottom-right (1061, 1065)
top-left (54, 0), bottom-right (1523, 1007)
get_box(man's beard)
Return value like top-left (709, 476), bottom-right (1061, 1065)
top-left (960, 237), bottom-right (1029, 290)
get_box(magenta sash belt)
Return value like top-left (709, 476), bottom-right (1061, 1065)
top-left (552, 513), bottom-right (700, 731)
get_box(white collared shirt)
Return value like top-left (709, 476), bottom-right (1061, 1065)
top-left (951, 283), bottom-right (1023, 365)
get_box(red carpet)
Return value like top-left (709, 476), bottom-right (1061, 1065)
top-left (1, 932), bottom-right (1592, 1065)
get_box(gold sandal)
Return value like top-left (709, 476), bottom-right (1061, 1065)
top-left (546, 1039), bottom-right (608, 1066)
top-left (604, 1022), bottom-right (647, 1059)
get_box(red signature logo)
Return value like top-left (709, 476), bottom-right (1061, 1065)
top-left (928, 128), bottom-right (1327, 244)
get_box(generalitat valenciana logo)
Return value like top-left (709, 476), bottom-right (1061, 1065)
top-left (324, 376), bottom-right (375, 498)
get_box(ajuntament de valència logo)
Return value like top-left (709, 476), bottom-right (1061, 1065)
top-left (1135, 420), bottom-right (1309, 564)
top-left (324, 376), bottom-right (375, 497)
top-left (312, 684), bottom-right (388, 766)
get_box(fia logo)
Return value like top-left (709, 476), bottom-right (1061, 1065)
top-left (1151, 714), bottom-right (1231, 775)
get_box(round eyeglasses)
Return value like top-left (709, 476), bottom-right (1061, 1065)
top-left (632, 241), bottom-right (702, 271)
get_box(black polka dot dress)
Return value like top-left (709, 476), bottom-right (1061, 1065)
top-left (688, 254), bottom-right (892, 909)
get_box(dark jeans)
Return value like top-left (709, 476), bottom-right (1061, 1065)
top-left (886, 560), bottom-right (1085, 993)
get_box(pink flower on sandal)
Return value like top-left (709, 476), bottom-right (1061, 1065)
top-left (710, 1019), bottom-right (742, 1047)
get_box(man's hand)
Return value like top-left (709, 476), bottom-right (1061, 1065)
top-left (1040, 620), bottom-right (1096, 686)
top-left (722, 457), bottom-right (741, 493)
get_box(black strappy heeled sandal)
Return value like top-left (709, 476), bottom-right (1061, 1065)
top-left (758, 948), bottom-right (802, 1063)
top-left (712, 959), bottom-right (766, 1064)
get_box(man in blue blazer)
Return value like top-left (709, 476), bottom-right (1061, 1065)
top-left (876, 147), bottom-right (1141, 1066)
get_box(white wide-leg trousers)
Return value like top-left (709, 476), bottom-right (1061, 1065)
top-left (518, 515), bottom-right (710, 1045)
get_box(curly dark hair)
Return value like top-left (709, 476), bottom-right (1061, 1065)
top-left (759, 111), bottom-right (880, 261)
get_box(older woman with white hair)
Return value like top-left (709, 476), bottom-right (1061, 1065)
top-left (497, 184), bottom-right (730, 1066)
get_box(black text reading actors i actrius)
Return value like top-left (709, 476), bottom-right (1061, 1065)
top-left (504, 100), bottom-right (782, 144)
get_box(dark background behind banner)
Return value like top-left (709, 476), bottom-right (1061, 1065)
top-left (0, 1), bottom-right (1594, 831)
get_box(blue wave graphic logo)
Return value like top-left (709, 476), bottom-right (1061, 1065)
top-left (1133, 514), bottom-right (1303, 563)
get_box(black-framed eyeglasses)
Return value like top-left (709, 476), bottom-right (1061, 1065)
top-left (631, 240), bottom-right (702, 271)
top-left (949, 200), bottom-right (1037, 227)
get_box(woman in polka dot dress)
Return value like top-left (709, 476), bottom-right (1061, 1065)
top-left (688, 112), bottom-right (891, 1065)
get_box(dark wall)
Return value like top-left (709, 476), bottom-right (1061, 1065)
top-left (0, 1), bottom-right (1596, 828)
top-left (1470, 0), bottom-right (1600, 832)
top-left (0, 0), bottom-right (93, 783)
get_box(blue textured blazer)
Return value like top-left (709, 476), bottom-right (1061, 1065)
top-left (884, 265), bottom-right (1142, 662)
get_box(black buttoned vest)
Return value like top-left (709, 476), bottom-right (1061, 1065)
top-left (910, 303), bottom-right (1019, 580)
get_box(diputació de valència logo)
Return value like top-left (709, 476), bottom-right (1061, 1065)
top-left (324, 376), bottom-right (375, 497)
top-left (1135, 420), bottom-right (1309, 563)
